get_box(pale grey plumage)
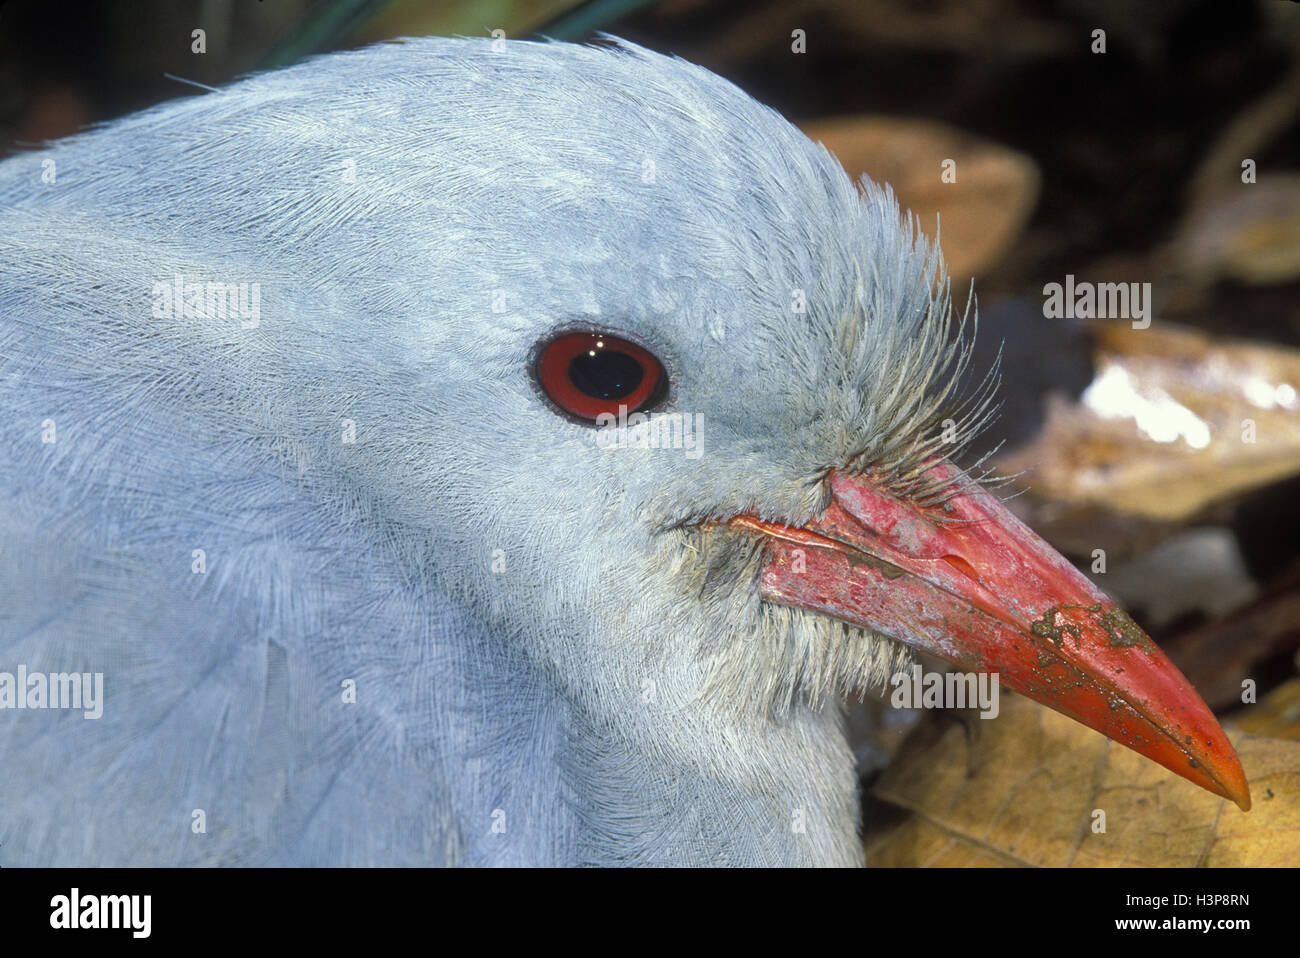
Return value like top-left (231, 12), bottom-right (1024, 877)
top-left (0, 36), bottom-right (977, 865)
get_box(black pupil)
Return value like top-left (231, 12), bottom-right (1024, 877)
top-left (568, 349), bottom-right (644, 400)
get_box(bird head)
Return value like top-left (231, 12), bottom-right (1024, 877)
top-left (107, 36), bottom-right (1244, 812)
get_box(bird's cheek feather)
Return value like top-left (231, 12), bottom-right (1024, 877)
top-left (727, 461), bottom-right (1251, 811)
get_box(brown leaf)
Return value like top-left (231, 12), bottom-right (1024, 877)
top-left (996, 322), bottom-right (1300, 522)
top-left (801, 115), bottom-right (1039, 287)
top-left (1234, 677), bottom-right (1300, 742)
top-left (1177, 174), bottom-right (1300, 286)
top-left (866, 693), bottom-right (1300, 866)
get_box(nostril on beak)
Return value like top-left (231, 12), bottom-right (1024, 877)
top-left (941, 554), bottom-right (981, 584)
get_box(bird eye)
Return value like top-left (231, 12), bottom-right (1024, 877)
top-left (535, 331), bottom-right (667, 422)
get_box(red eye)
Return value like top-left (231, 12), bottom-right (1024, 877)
top-left (535, 332), bottom-right (667, 422)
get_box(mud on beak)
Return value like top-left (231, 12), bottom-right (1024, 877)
top-left (729, 462), bottom-right (1250, 811)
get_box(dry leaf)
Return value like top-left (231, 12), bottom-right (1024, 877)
top-left (802, 115), bottom-right (1039, 286)
top-left (1234, 677), bottom-right (1300, 742)
top-left (997, 322), bottom-right (1300, 522)
top-left (1177, 174), bottom-right (1300, 286)
top-left (866, 693), bottom-right (1300, 866)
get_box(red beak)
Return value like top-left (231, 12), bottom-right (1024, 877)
top-left (730, 462), bottom-right (1250, 811)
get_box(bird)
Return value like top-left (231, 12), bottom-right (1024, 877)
top-left (0, 35), bottom-right (1249, 866)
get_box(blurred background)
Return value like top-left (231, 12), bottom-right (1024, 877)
top-left (3, 0), bottom-right (1299, 858)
